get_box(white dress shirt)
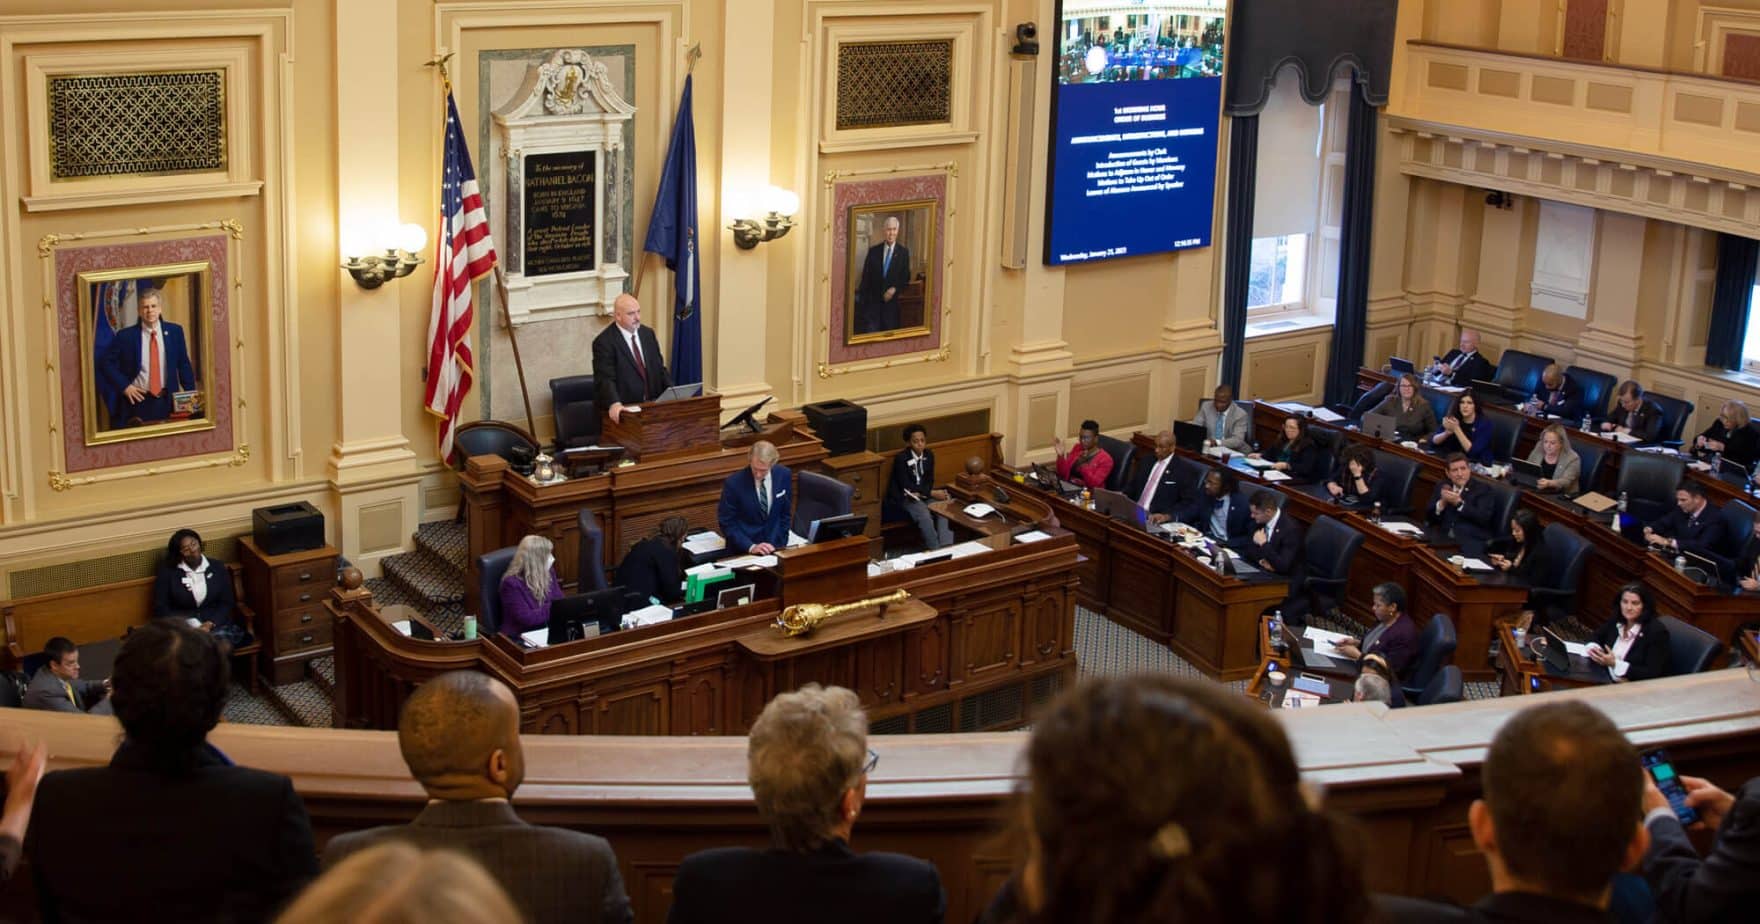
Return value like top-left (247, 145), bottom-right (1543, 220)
top-left (178, 556), bottom-right (210, 607)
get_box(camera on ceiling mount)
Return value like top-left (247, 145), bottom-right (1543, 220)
top-left (1013, 22), bottom-right (1039, 56)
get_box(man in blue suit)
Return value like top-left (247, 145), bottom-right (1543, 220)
top-left (101, 288), bottom-right (197, 426)
top-left (718, 441), bottom-right (792, 555)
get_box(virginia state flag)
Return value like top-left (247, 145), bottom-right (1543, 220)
top-left (643, 74), bottom-right (702, 385)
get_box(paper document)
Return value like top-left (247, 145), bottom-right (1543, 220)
top-left (1259, 470), bottom-right (1292, 482)
top-left (1456, 557), bottom-right (1494, 572)
top-left (1610, 431), bottom-right (1642, 444)
top-left (1280, 691), bottom-right (1323, 709)
top-left (1303, 627), bottom-right (1354, 657)
top-left (1014, 530), bottom-right (1052, 544)
top-left (1565, 641), bottom-right (1591, 657)
top-left (1273, 402), bottom-right (1313, 413)
top-left (1311, 407), bottom-right (1344, 422)
top-left (621, 604), bottom-right (672, 629)
top-left (947, 541), bottom-right (992, 558)
top-left (685, 562), bottom-right (729, 578)
top-left (560, 444), bottom-right (625, 455)
top-left (786, 531), bottom-right (809, 548)
top-left (1241, 456), bottom-right (1276, 469)
top-left (391, 620), bottom-right (412, 637)
top-left (520, 628), bottom-right (549, 648)
top-left (1202, 445), bottom-right (1231, 458)
top-left (682, 532), bottom-right (726, 555)
top-left (721, 554), bottom-right (778, 569)
top-left (1380, 521), bottom-right (1424, 536)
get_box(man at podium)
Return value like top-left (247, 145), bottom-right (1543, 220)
top-left (591, 293), bottom-right (670, 423)
top-left (718, 441), bottom-right (792, 555)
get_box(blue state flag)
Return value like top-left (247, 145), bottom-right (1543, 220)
top-left (643, 74), bottom-right (702, 386)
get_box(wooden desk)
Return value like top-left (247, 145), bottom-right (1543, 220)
top-left (1491, 622), bottom-right (1613, 696)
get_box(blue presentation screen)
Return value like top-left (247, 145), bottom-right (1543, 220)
top-left (1044, 2), bottom-right (1228, 266)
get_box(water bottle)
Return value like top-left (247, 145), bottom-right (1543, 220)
top-left (1617, 491), bottom-right (1629, 514)
top-left (1269, 609), bottom-right (1284, 650)
top-left (1674, 555), bottom-right (1687, 574)
top-left (1581, 414), bottom-right (1592, 432)
top-left (1371, 501), bottom-right (1383, 525)
top-left (1709, 450), bottom-right (1721, 473)
top-left (1080, 488), bottom-right (1092, 510)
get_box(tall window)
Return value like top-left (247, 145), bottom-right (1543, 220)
top-left (1247, 234), bottom-right (1307, 310)
top-left (1245, 72), bottom-right (1350, 320)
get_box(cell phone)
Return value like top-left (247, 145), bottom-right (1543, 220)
top-left (1641, 750), bottom-right (1700, 826)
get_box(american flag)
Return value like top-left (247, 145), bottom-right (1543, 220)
top-left (424, 89), bottom-right (497, 461)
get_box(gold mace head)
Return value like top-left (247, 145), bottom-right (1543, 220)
top-left (776, 588), bottom-right (911, 637)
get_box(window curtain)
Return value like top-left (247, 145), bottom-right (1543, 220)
top-left (1706, 233), bottom-right (1758, 371)
top-left (1218, 116), bottom-right (1259, 394)
top-left (1324, 87), bottom-right (1378, 407)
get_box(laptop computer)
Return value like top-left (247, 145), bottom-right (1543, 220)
top-left (1093, 489), bottom-right (1146, 528)
top-left (1281, 623), bottom-right (1359, 676)
top-left (656, 382), bottom-right (704, 402)
top-left (1360, 411), bottom-right (1399, 442)
top-left (1173, 420), bottom-right (1208, 452)
top-left (1029, 461), bottom-right (1082, 497)
top-left (1388, 356), bottom-right (1416, 375)
top-left (1509, 456), bottom-right (1546, 489)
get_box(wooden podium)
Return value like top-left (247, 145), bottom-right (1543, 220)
top-left (601, 393), bottom-right (720, 461)
top-left (775, 535), bottom-right (871, 609)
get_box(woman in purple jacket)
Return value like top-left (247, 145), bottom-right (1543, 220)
top-left (498, 535), bottom-right (562, 638)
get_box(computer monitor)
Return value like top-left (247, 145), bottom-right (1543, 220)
top-left (656, 382), bottom-right (704, 402)
top-left (547, 592), bottom-right (610, 644)
top-left (808, 513), bottom-right (868, 543)
top-left (1389, 356), bottom-right (1416, 375)
top-left (721, 396), bottom-right (773, 433)
top-left (1173, 420), bottom-right (1207, 452)
top-left (715, 583), bottom-right (757, 608)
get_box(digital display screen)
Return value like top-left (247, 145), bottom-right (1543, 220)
top-left (1044, 1), bottom-right (1229, 266)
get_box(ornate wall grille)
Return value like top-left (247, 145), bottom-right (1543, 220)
top-left (836, 40), bottom-right (953, 130)
top-left (48, 71), bottom-right (226, 180)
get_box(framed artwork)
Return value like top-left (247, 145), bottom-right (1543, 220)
top-left (826, 171), bottom-right (949, 368)
top-left (77, 261), bottom-right (216, 443)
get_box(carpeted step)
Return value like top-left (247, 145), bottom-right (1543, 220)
top-left (381, 546), bottom-right (464, 608)
top-left (413, 519), bottom-right (467, 571)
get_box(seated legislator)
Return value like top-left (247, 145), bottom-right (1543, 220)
top-left (1250, 415), bottom-right (1326, 482)
top-left (1429, 392), bottom-right (1494, 464)
top-left (1642, 480), bottom-right (1727, 561)
top-left (619, 516), bottom-right (689, 605)
top-left (498, 535), bottom-right (563, 639)
top-left (285, 843), bottom-right (521, 924)
top-left (1601, 380), bottom-right (1664, 442)
top-left (885, 423), bottom-right (954, 550)
top-left (998, 675), bottom-right (1371, 923)
top-left (26, 623), bottom-right (318, 921)
top-left (1357, 653), bottom-right (1405, 708)
top-left (1526, 363), bottom-right (1583, 421)
top-left (718, 440), bottom-right (792, 555)
top-left (1246, 490), bottom-right (1304, 582)
top-left (1640, 766), bottom-right (1760, 922)
top-left (1124, 430), bottom-right (1185, 526)
top-left (1, 743), bottom-right (46, 882)
top-left (1427, 454), bottom-right (1498, 549)
top-left (591, 293), bottom-right (671, 424)
top-left (1353, 669), bottom-right (1393, 706)
top-left (1586, 583), bottom-right (1672, 683)
top-left (1369, 373), bottom-right (1439, 441)
top-left (324, 671), bottom-right (632, 924)
top-left (1524, 423), bottom-right (1582, 494)
top-left (1330, 582), bottom-right (1419, 677)
top-left (1052, 419), bottom-right (1112, 490)
top-left (1180, 469), bottom-right (1251, 546)
top-left (151, 528), bottom-right (246, 652)
top-left (22, 637), bottom-right (109, 714)
top-left (1738, 514), bottom-right (1760, 594)
top-left (668, 684), bottom-right (945, 924)
top-left (1193, 384), bottom-right (1252, 452)
top-left (1428, 328), bottom-right (1495, 388)
top-left (1324, 444), bottom-right (1397, 511)
top-left (1486, 509), bottom-right (1549, 585)
top-left (1693, 399), bottom-right (1758, 472)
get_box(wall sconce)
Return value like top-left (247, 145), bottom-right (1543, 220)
top-left (728, 185), bottom-right (800, 250)
top-left (341, 223), bottom-right (428, 289)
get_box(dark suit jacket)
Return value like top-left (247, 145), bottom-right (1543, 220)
top-left (1253, 513), bottom-right (1305, 583)
top-left (1592, 614), bottom-right (1672, 682)
top-left (1268, 440), bottom-right (1327, 482)
top-left (102, 321), bottom-right (198, 419)
top-left (857, 242), bottom-right (912, 309)
top-left (1650, 504), bottom-right (1729, 559)
top-left (27, 741), bottom-right (316, 923)
top-left (325, 799), bottom-right (632, 924)
top-left (717, 465), bottom-right (792, 552)
top-left (619, 536), bottom-right (683, 604)
top-left (1699, 420), bottom-right (1760, 471)
top-left (1439, 349), bottom-right (1495, 388)
top-left (1378, 891), bottom-right (1615, 923)
top-left (1739, 536), bottom-right (1760, 586)
top-left (151, 558), bottom-right (239, 629)
top-left (1643, 776), bottom-right (1760, 923)
top-left (1328, 463), bottom-right (1401, 511)
top-left (1123, 454), bottom-right (1186, 518)
top-left (668, 839), bottom-right (943, 924)
top-left (591, 323), bottom-right (671, 408)
top-left (1534, 377), bottom-right (1584, 421)
top-left (1180, 491), bottom-right (1252, 544)
top-left (21, 668), bottom-right (106, 714)
top-left (1364, 613), bottom-right (1420, 677)
top-left (885, 449), bottom-right (939, 520)
top-left (1427, 480), bottom-right (1498, 545)
top-left (1610, 399), bottom-right (1664, 442)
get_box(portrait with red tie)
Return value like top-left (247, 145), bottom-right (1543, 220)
top-left (81, 263), bottom-right (211, 437)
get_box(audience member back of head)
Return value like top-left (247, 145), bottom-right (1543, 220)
top-left (25, 621), bottom-right (317, 923)
top-left (279, 842), bottom-right (520, 924)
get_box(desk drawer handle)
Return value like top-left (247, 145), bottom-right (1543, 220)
top-left (298, 633), bottom-right (314, 645)
top-left (300, 613), bottom-right (314, 624)
top-left (297, 571), bottom-right (313, 581)
top-left (298, 592), bottom-right (312, 603)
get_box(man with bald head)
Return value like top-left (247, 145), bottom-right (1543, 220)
top-left (591, 292), bottom-right (672, 423)
top-left (1432, 328), bottom-right (1495, 387)
top-left (323, 670), bottom-right (632, 924)
top-left (1124, 430), bottom-right (1186, 526)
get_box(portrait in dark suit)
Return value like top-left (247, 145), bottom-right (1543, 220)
top-left (81, 267), bottom-right (213, 439)
top-left (591, 293), bottom-right (672, 423)
top-left (846, 201), bottom-right (935, 342)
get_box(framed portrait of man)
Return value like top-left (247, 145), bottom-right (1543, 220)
top-left (76, 261), bottom-right (216, 444)
top-left (844, 199), bottom-right (937, 344)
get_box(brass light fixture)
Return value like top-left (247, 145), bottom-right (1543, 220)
top-left (728, 185), bottom-right (800, 250)
top-left (341, 223), bottom-right (427, 289)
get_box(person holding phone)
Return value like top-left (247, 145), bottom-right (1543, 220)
top-left (1586, 583), bottom-right (1671, 683)
top-left (1640, 767), bottom-right (1760, 921)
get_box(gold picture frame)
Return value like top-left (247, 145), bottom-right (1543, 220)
top-left (76, 260), bottom-right (217, 446)
top-left (843, 198), bottom-right (938, 345)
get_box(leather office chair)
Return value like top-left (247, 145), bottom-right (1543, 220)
top-left (1417, 665), bottom-right (1464, 705)
top-left (1572, 440), bottom-right (1607, 494)
top-left (1373, 451), bottom-right (1419, 515)
top-left (1615, 453), bottom-right (1686, 524)
top-left (549, 374), bottom-right (600, 450)
top-left (1096, 435), bottom-right (1137, 493)
top-left (1400, 613), bottom-right (1457, 704)
top-left (452, 420), bottom-right (539, 471)
top-left (1297, 516), bottom-right (1364, 622)
top-left (1483, 414), bottom-right (1521, 463)
top-left (576, 509), bottom-right (608, 592)
top-left (1531, 523), bottom-right (1592, 629)
top-left (0, 672), bottom-right (23, 708)
top-left (1343, 381), bottom-right (1392, 423)
top-left (1421, 388), bottom-right (1454, 430)
top-left (793, 470), bottom-right (855, 536)
top-left (1491, 350), bottom-right (1553, 402)
top-left (1658, 615), bottom-right (1722, 675)
top-left (1171, 456), bottom-right (1209, 497)
top-left (1567, 366), bottom-right (1618, 422)
top-left (1649, 394), bottom-right (1695, 448)
top-left (1482, 483), bottom-right (1521, 547)
top-left (475, 546), bottom-right (518, 637)
top-left (1712, 500), bottom-right (1757, 585)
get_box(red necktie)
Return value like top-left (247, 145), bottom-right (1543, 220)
top-left (629, 333), bottom-right (647, 384)
top-left (148, 330), bottom-right (162, 395)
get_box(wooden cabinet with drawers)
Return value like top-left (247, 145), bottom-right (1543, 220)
top-left (239, 537), bottom-right (339, 685)
top-left (816, 451), bottom-right (884, 556)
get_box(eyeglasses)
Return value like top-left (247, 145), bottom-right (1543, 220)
top-left (862, 749), bottom-right (879, 775)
